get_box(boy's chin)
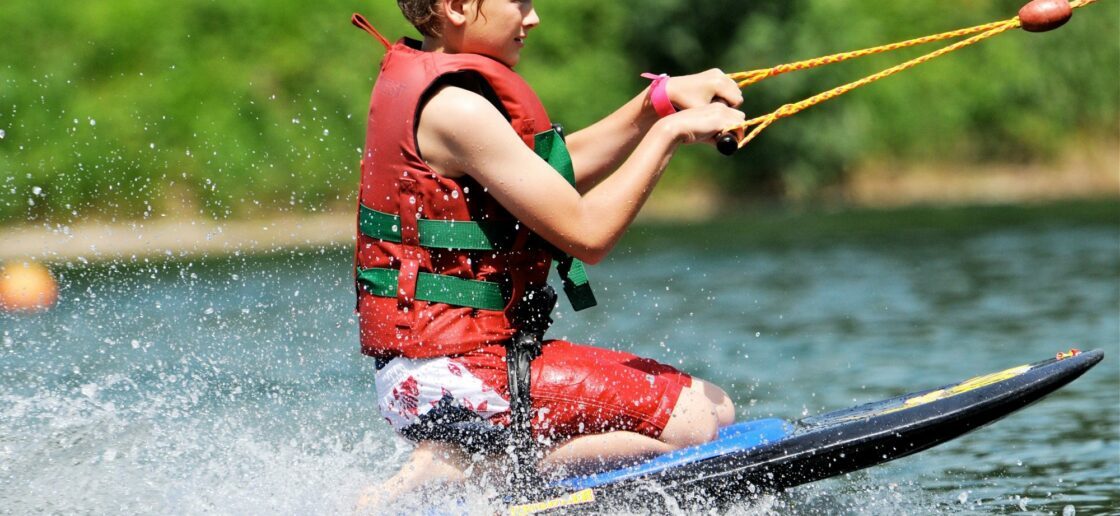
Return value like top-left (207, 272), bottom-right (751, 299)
top-left (483, 51), bottom-right (519, 68)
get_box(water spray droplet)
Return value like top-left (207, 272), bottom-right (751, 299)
top-left (80, 383), bottom-right (98, 399)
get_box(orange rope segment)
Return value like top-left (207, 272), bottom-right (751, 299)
top-left (719, 0), bottom-right (1097, 153)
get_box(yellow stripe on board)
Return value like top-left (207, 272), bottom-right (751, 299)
top-left (887, 364), bottom-right (1033, 413)
top-left (509, 489), bottom-right (596, 516)
top-left (946, 365), bottom-right (1032, 395)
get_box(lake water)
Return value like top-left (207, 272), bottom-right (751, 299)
top-left (2, 203), bottom-right (1117, 514)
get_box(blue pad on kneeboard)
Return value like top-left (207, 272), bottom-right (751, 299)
top-left (554, 418), bottom-right (792, 490)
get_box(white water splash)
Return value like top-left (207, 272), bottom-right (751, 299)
top-left (0, 373), bottom-right (400, 513)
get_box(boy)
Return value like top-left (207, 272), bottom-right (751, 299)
top-left (354, 0), bottom-right (747, 504)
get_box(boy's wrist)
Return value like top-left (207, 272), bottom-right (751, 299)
top-left (650, 117), bottom-right (686, 148)
top-left (641, 73), bottom-right (678, 118)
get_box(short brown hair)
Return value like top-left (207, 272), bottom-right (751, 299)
top-left (398, 0), bottom-right (486, 38)
top-left (398, 0), bottom-right (442, 37)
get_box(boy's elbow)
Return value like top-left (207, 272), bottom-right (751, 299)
top-left (575, 249), bottom-right (605, 265)
top-left (552, 214), bottom-right (620, 264)
top-left (570, 237), bottom-right (615, 265)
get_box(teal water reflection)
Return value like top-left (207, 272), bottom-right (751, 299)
top-left (2, 203), bottom-right (1117, 513)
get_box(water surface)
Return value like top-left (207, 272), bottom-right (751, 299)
top-left (2, 203), bottom-right (1117, 514)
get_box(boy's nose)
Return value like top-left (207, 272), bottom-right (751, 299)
top-left (524, 8), bottom-right (540, 29)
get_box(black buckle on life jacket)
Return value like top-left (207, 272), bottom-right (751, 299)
top-left (505, 285), bottom-right (558, 489)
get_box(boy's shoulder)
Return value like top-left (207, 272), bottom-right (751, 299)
top-left (423, 84), bottom-right (503, 121)
top-left (387, 39), bottom-right (521, 80)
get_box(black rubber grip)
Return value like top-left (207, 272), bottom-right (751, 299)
top-left (717, 134), bottom-right (739, 156)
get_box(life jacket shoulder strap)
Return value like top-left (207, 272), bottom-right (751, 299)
top-left (533, 127), bottom-right (596, 311)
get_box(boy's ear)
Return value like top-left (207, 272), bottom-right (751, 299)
top-left (443, 0), bottom-right (470, 27)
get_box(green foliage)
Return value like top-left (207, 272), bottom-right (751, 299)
top-left (0, 0), bottom-right (411, 224)
top-left (0, 0), bottom-right (1116, 224)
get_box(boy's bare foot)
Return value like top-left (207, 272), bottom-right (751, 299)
top-left (355, 441), bottom-right (470, 512)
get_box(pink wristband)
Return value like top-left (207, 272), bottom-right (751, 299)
top-left (641, 73), bottom-right (677, 118)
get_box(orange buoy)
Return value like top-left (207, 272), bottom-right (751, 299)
top-left (0, 260), bottom-right (59, 313)
top-left (1019, 0), bottom-right (1073, 32)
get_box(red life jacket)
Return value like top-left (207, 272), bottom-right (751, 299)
top-left (354, 35), bottom-right (595, 359)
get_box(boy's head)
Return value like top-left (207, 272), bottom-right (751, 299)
top-left (398, 0), bottom-right (539, 68)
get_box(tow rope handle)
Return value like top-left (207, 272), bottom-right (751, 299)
top-left (715, 0), bottom-right (1097, 156)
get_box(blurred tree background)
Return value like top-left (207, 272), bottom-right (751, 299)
top-left (0, 0), bottom-right (1116, 225)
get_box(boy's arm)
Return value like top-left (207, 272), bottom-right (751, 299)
top-left (565, 69), bottom-right (744, 192)
top-left (419, 86), bottom-right (744, 264)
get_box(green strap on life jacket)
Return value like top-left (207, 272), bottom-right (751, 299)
top-left (356, 267), bottom-right (506, 311)
top-left (535, 128), bottom-right (596, 311)
top-left (555, 254), bottom-right (596, 311)
top-left (533, 126), bottom-right (576, 186)
top-left (359, 204), bottom-right (515, 251)
top-left (358, 126), bottom-right (596, 312)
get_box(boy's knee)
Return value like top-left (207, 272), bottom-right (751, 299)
top-left (661, 414), bottom-right (718, 449)
top-left (703, 383), bottom-right (735, 426)
top-left (716, 395), bottom-right (735, 426)
top-left (661, 384), bottom-right (722, 448)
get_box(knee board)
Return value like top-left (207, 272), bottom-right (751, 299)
top-left (509, 349), bottom-right (1103, 513)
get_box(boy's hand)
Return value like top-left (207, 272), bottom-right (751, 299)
top-left (667, 69), bottom-right (744, 110)
top-left (661, 102), bottom-right (746, 145)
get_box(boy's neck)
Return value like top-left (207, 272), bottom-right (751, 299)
top-left (421, 37), bottom-right (449, 54)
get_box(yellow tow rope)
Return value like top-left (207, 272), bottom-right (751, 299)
top-left (718, 0), bottom-right (1098, 154)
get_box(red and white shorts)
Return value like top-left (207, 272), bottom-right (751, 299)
top-left (375, 340), bottom-right (692, 441)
